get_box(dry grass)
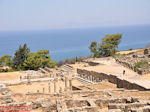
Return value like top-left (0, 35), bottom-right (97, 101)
top-left (118, 49), bottom-right (143, 54)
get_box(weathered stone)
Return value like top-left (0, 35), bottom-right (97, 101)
top-left (133, 54), bottom-right (138, 58)
top-left (31, 102), bottom-right (42, 109)
top-left (144, 48), bottom-right (149, 55)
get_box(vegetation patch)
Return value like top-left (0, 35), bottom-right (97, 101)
top-left (0, 44), bottom-right (57, 72)
top-left (134, 60), bottom-right (149, 69)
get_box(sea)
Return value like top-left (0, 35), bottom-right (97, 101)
top-left (0, 25), bottom-right (150, 62)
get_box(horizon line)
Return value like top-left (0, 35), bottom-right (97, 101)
top-left (0, 23), bottom-right (150, 32)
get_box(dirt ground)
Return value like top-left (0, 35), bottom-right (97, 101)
top-left (142, 73), bottom-right (150, 80)
top-left (8, 79), bottom-right (84, 94)
top-left (88, 81), bottom-right (117, 90)
top-left (111, 90), bottom-right (150, 100)
top-left (77, 58), bottom-right (138, 77)
top-left (0, 72), bottom-right (22, 81)
top-left (70, 62), bottom-right (88, 73)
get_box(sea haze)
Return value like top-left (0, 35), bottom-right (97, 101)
top-left (0, 25), bottom-right (150, 62)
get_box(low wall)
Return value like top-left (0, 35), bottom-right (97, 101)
top-left (72, 86), bottom-right (82, 91)
top-left (87, 61), bottom-right (100, 66)
top-left (77, 69), bottom-right (149, 91)
top-left (115, 58), bottom-right (150, 75)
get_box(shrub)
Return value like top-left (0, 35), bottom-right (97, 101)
top-left (134, 60), bottom-right (149, 69)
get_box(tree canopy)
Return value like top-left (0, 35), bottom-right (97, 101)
top-left (36, 50), bottom-right (51, 68)
top-left (0, 55), bottom-right (13, 67)
top-left (13, 43), bottom-right (30, 69)
top-left (89, 34), bottom-right (122, 57)
top-left (0, 43), bottom-right (57, 71)
top-left (24, 50), bottom-right (57, 70)
top-left (23, 53), bottom-right (43, 70)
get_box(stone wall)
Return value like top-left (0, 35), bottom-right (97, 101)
top-left (115, 59), bottom-right (144, 75)
top-left (77, 69), bottom-right (149, 91)
top-left (72, 86), bottom-right (82, 90)
top-left (87, 61), bottom-right (100, 66)
top-left (115, 48), bottom-right (150, 75)
top-left (116, 58), bottom-right (150, 75)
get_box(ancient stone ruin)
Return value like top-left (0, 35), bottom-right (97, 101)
top-left (115, 48), bottom-right (150, 75)
top-left (0, 55), bottom-right (150, 112)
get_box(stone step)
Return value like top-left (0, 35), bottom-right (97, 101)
top-left (39, 68), bottom-right (48, 74)
top-left (44, 67), bottom-right (52, 73)
top-left (76, 77), bottom-right (94, 85)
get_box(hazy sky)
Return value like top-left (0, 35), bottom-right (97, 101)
top-left (0, 0), bottom-right (150, 31)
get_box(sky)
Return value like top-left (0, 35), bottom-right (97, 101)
top-left (0, 0), bottom-right (150, 31)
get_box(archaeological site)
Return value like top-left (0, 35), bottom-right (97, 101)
top-left (0, 48), bottom-right (150, 112)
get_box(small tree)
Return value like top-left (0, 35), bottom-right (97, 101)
top-left (89, 34), bottom-right (122, 57)
top-left (0, 55), bottom-right (13, 67)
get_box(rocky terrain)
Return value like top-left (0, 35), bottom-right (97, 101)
top-left (115, 48), bottom-right (150, 75)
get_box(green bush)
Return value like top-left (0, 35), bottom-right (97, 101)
top-left (134, 60), bottom-right (149, 69)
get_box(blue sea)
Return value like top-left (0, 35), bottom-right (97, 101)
top-left (0, 25), bottom-right (150, 62)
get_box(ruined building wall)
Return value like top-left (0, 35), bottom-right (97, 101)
top-left (77, 69), bottom-right (148, 91)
